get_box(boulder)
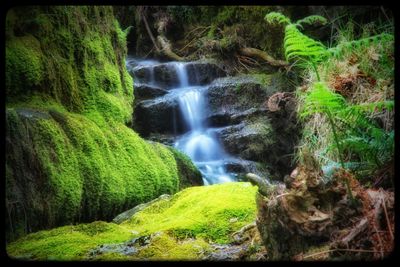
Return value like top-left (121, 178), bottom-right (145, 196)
top-left (134, 83), bottom-right (168, 100)
top-left (113, 194), bottom-right (172, 224)
top-left (186, 62), bottom-right (226, 85)
top-left (206, 76), bottom-right (270, 117)
top-left (215, 119), bottom-right (275, 162)
top-left (133, 91), bottom-right (185, 136)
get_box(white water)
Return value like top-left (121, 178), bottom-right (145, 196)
top-left (170, 62), bottom-right (234, 185)
top-left (128, 58), bottom-right (235, 185)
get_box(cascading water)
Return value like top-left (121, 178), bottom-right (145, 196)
top-left (171, 62), bottom-right (234, 185)
top-left (128, 58), bottom-right (235, 185)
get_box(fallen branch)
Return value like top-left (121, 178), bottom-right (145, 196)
top-left (340, 218), bottom-right (368, 245)
top-left (302, 248), bottom-right (381, 260)
top-left (157, 35), bottom-right (185, 61)
top-left (239, 47), bottom-right (289, 67)
top-left (140, 8), bottom-right (160, 53)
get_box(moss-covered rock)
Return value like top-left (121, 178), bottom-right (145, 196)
top-left (168, 147), bottom-right (203, 189)
top-left (7, 182), bottom-right (257, 260)
top-left (122, 182), bottom-right (257, 244)
top-left (5, 106), bottom-right (182, 241)
top-left (5, 6), bottom-right (200, 242)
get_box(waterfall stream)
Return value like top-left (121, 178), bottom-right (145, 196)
top-left (129, 59), bottom-right (235, 185)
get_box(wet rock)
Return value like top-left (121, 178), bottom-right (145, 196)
top-left (224, 158), bottom-right (269, 180)
top-left (215, 120), bottom-right (275, 162)
top-left (186, 62), bottom-right (226, 85)
top-left (207, 76), bottom-right (269, 116)
top-left (134, 83), bottom-right (168, 100)
top-left (153, 64), bottom-right (180, 89)
top-left (133, 91), bottom-right (185, 136)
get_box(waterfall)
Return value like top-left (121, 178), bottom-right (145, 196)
top-left (128, 58), bottom-right (235, 185)
top-left (171, 62), bottom-right (234, 185)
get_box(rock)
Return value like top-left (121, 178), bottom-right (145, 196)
top-left (215, 120), bottom-right (275, 162)
top-left (133, 91), bottom-right (185, 136)
top-left (134, 83), bottom-right (168, 100)
top-left (112, 194), bottom-right (171, 224)
top-left (224, 158), bottom-right (270, 180)
top-left (153, 63), bottom-right (180, 89)
top-left (168, 147), bottom-right (203, 189)
top-left (206, 76), bottom-right (269, 117)
top-left (186, 61), bottom-right (226, 85)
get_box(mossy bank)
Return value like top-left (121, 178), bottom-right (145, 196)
top-left (7, 182), bottom-right (257, 260)
top-left (5, 6), bottom-right (201, 242)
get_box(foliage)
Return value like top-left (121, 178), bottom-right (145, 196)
top-left (295, 15), bottom-right (327, 28)
top-left (123, 182), bottom-right (257, 244)
top-left (7, 182), bottom-right (256, 260)
top-left (5, 106), bottom-right (182, 241)
top-left (5, 6), bottom-right (199, 242)
top-left (295, 19), bottom-right (394, 184)
top-left (264, 12), bottom-right (291, 26)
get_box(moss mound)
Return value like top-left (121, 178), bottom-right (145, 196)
top-left (7, 182), bottom-right (257, 260)
top-left (123, 182), bottom-right (257, 244)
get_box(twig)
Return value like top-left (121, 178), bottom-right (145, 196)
top-left (341, 218), bottom-right (368, 244)
top-left (140, 7), bottom-right (160, 53)
top-left (381, 193), bottom-right (394, 240)
top-left (302, 248), bottom-right (381, 259)
top-left (373, 223), bottom-right (384, 259)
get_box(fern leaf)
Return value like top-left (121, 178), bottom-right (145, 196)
top-left (284, 25), bottom-right (328, 64)
top-left (300, 82), bottom-right (345, 119)
top-left (265, 12), bottom-right (291, 26)
top-left (296, 15), bottom-right (328, 27)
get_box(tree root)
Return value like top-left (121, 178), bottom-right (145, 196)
top-left (239, 47), bottom-right (289, 67)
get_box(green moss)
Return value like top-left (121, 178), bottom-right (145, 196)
top-left (6, 35), bottom-right (44, 96)
top-left (134, 232), bottom-right (211, 260)
top-left (168, 147), bottom-right (203, 189)
top-left (6, 105), bottom-right (182, 239)
top-left (7, 183), bottom-right (256, 260)
top-left (6, 221), bottom-right (133, 261)
top-left (6, 6), bottom-right (133, 124)
top-left (123, 182), bottom-right (257, 244)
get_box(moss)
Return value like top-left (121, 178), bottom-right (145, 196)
top-left (6, 105), bottom-right (182, 239)
top-left (6, 221), bottom-right (133, 261)
top-left (6, 6), bottom-right (133, 124)
top-left (6, 35), bottom-right (44, 96)
top-left (168, 147), bottom-right (203, 189)
top-left (134, 232), bottom-right (211, 260)
top-left (7, 183), bottom-right (256, 260)
top-left (123, 182), bottom-right (257, 244)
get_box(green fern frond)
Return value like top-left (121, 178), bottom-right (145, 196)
top-left (329, 33), bottom-right (394, 58)
top-left (300, 82), bottom-right (345, 119)
top-left (265, 12), bottom-right (291, 26)
top-left (296, 15), bottom-right (328, 27)
top-left (284, 25), bottom-right (328, 65)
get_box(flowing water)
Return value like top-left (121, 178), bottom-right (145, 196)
top-left (129, 59), bottom-right (235, 185)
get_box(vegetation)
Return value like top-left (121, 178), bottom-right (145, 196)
top-left (5, 6), bottom-right (198, 242)
top-left (7, 182), bottom-right (257, 260)
top-left (265, 11), bottom-right (394, 188)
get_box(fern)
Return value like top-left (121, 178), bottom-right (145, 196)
top-left (264, 12), bottom-right (291, 26)
top-left (284, 25), bottom-right (328, 65)
top-left (296, 15), bottom-right (328, 28)
top-left (300, 82), bottom-right (344, 118)
top-left (329, 33), bottom-right (394, 58)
